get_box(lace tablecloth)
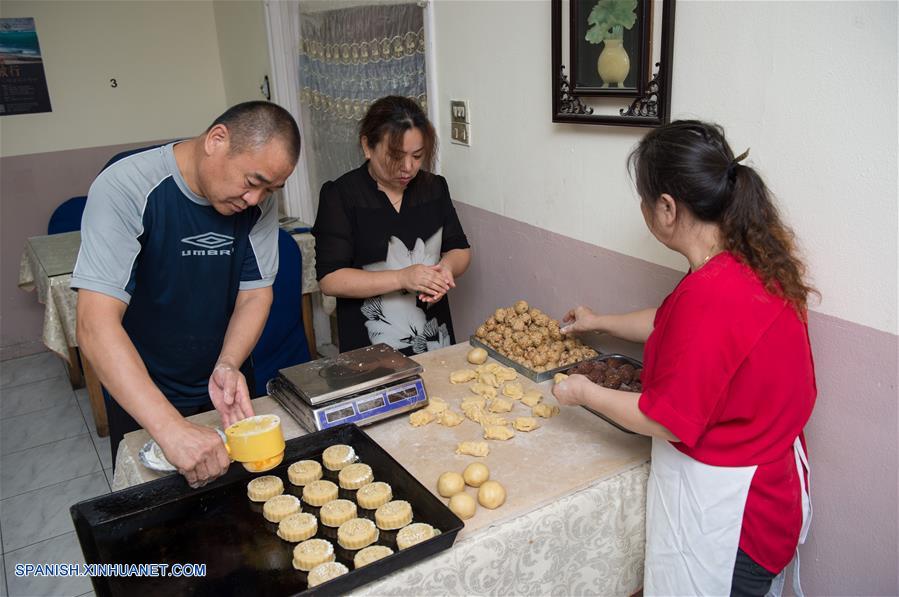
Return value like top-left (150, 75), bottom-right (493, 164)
top-left (18, 233), bottom-right (80, 363)
top-left (351, 463), bottom-right (648, 596)
top-left (292, 230), bottom-right (318, 295)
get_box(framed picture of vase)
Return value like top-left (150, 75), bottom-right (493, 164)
top-left (552, 0), bottom-right (677, 127)
top-left (570, 0), bottom-right (652, 96)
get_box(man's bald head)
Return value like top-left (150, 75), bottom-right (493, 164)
top-left (207, 101), bottom-right (301, 163)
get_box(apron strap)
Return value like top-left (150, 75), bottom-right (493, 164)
top-left (767, 437), bottom-right (812, 597)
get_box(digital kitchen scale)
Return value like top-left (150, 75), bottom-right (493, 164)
top-left (267, 343), bottom-right (429, 432)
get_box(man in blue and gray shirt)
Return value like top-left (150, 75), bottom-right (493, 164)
top-left (72, 102), bottom-right (300, 488)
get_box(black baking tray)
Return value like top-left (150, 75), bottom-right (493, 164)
top-left (568, 354), bottom-right (643, 435)
top-left (70, 424), bottom-right (463, 596)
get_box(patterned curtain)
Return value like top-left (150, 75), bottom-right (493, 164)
top-left (298, 3), bottom-right (427, 210)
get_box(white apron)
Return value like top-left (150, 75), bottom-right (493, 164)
top-left (644, 437), bottom-right (811, 597)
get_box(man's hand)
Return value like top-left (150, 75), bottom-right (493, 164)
top-left (208, 364), bottom-right (255, 428)
top-left (552, 374), bottom-right (591, 407)
top-left (155, 419), bottom-right (231, 488)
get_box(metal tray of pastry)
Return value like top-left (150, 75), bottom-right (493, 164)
top-left (468, 335), bottom-right (597, 383)
top-left (70, 424), bottom-right (463, 597)
top-left (566, 354), bottom-right (644, 435)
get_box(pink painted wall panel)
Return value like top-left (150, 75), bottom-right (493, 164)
top-left (449, 201), bottom-right (898, 596)
top-left (0, 141), bottom-right (167, 360)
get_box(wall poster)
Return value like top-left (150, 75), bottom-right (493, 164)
top-left (0, 17), bottom-right (52, 116)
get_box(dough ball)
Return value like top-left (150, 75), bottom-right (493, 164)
top-left (448, 492), bottom-right (477, 520)
top-left (467, 347), bottom-right (488, 365)
top-left (463, 462), bottom-right (490, 488)
top-left (477, 480), bottom-right (507, 509)
top-left (554, 373), bottom-right (569, 384)
top-left (494, 308), bottom-right (507, 322)
top-left (437, 472), bottom-right (465, 497)
top-left (513, 300), bottom-right (529, 314)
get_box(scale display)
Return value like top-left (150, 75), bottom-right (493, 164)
top-left (313, 378), bottom-right (427, 431)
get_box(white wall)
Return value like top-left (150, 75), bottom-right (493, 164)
top-left (432, 0), bottom-right (898, 336)
top-left (0, 0), bottom-right (228, 158)
top-left (213, 0), bottom-right (271, 106)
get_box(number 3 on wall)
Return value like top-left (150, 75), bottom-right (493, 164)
top-left (110, 79), bottom-right (118, 88)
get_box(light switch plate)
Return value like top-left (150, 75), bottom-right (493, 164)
top-left (450, 122), bottom-right (471, 146)
top-left (450, 100), bottom-right (470, 124)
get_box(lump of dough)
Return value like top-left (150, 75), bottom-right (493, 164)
top-left (532, 403), bottom-right (560, 418)
top-left (450, 369), bottom-right (477, 384)
top-left (461, 395), bottom-right (486, 408)
top-left (448, 492), bottom-right (477, 520)
top-left (478, 480), bottom-right (507, 509)
top-left (521, 390), bottom-right (543, 407)
top-left (470, 384), bottom-right (498, 399)
top-left (409, 409), bottom-right (435, 427)
top-left (554, 373), bottom-right (569, 384)
top-left (487, 397), bottom-right (513, 413)
top-left (477, 372), bottom-right (500, 388)
top-left (513, 417), bottom-right (540, 432)
top-left (480, 412), bottom-right (508, 426)
top-left (425, 396), bottom-right (448, 415)
top-left (467, 347), bottom-right (488, 365)
top-left (495, 367), bottom-right (517, 382)
top-left (437, 472), bottom-right (465, 497)
top-left (456, 441), bottom-right (489, 457)
top-left (483, 425), bottom-right (514, 441)
top-left (461, 403), bottom-right (484, 423)
top-left (437, 409), bottom-right (464, 427)
top-left (502, 382), bottom-right (524, 399)
top-left (463, 462), bottom-right (490, 487)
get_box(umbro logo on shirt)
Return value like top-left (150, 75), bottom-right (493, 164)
top-left (181, 232), bottom-right (233, 256)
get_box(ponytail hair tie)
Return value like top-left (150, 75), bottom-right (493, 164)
top-left (727, 148), bottom-right (750, 181)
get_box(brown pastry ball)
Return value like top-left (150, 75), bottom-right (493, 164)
top-left (514, 300), bottom-right (529, 314)
top-left (633, 368), bottom-right (643, 382)
top-left (603, 371), bottom-right (623, 389)
top-left (618, 364), bottom-right (636, 383)
top-left (476, 325), bottom-right (488, 338)
top-left (495, 308), bottom-right (507, 322)
top-left (606, 358), bottom-right (624, 369)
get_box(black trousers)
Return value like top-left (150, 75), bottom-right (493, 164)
top-left (731, 548), bottom-right (777, 597)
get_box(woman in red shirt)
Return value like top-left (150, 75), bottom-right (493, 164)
top-left (554, 121), bottom-right (817, 597)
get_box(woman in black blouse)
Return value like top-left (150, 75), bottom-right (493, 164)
top-left (312, 96), bottom-right (471, 355)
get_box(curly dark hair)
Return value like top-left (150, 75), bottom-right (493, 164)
top-left (628, 120), bottom-right (818, 316)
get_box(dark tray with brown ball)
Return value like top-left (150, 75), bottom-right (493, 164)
top-left (566, 354), bottom-right (644, 435)
top-left (70, 424), bottom-right (464, 597)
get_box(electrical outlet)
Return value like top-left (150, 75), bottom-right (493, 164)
top-left (450, 122), bottom-right (470, 146)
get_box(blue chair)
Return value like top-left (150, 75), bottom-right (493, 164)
top-left (252, 228), bottom-right (312, 396)
top-left (47, 196), bottom-right (87, 235)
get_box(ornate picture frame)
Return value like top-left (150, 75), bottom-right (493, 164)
top-left (552, 0), bottom-right (676, 127)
